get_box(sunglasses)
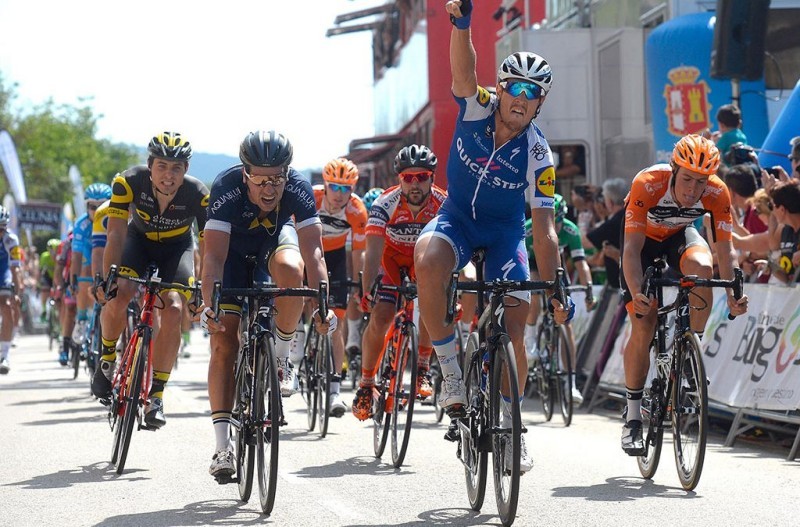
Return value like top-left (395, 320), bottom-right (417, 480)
top-left (244, 167), bottom-right (287, 188)
top-left (501, 81), bottom-right (543, 100)
top-left (399, 171), bottom-right (433, 184)
top-left (328, 183), bottom-right (353, 193)
top-left (86, 202), bottom-right (102, 211)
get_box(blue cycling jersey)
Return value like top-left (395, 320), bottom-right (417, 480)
top-left (0, 230), bottom-right (21, 287)
top-left (72, 212), bottom-right (93, 265)
top-left (443, 86), bottom-right (556, 226)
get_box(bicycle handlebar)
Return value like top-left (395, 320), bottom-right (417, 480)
top-left (211, 281), bottom-right (328, 321)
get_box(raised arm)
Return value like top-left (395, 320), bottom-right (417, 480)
top-left (446, 0), bottom-right (478, 97)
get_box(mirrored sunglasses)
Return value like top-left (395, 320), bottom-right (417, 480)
top-left (244, 168), bottom-right (287, 188)
top-left (399, 171), bottom-right (433, 184)
top-left (328, 183), bottom-right (353, 193)
top-left (502, 81), bottom-right (543, 100)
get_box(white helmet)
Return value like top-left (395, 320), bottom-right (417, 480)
top-left (498, 52), bottom-right (553, 95)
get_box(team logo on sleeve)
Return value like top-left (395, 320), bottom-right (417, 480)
top-left (477, 86), bottom-right (491, 107)
top-left (535, 167), bottom-right (556, 197)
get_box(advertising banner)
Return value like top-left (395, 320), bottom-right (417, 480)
top-left (17, 201), bottom-right (62, 231)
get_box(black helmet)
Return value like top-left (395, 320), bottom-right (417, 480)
top-left (393, 144), bottom-right (438, 174)
top-left (240, 130), bottom-right (293, 168)
top-left (147, 131), bottom-right (192, 160)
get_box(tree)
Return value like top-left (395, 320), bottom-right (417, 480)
top-left (0, 72), bottom-right (139, 204)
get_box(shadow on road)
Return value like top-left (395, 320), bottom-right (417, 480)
top-left (96, 499), bottom-right (264, 527)
top-left (290, 455), bottom-right (416, 479)
top-left (3, 462), bottom-right (149, 489)
top-left (551, 476), bottom-right (698, 501)
top-left (344, 507), bottom-right (497, 527)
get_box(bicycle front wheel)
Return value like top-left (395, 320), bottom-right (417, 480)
top-left (535, 323), bottom-right (554, 421)
top-left (114, 330), bottom-right (149, 475)
top-left (255, 335), bottom-right (281, 514)
top-left (373, 342), bottom-right (391, 458)
top-left (672, 332), bottom-right (708, 490)
top-left (390, 322), bottom-right (418, 468)
top-left (300, 327), bottom-right (317, 431)
top-left (315, 333), bottom-right (332, 438)
top-left (462, 332), bottom-right (487, 511)
top-left (491, 334), bottom-right (521, 526)
top-left (638, 374), bottom-right (666, 479)
top-left (556, 326), bottom-right (574, 427)
top-left (233, 355), bottom-right (254, 502)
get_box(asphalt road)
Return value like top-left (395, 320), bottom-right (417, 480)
top-left (1, 331), bottom-right (798, 527)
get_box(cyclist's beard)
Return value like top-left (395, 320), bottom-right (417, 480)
top-left (403, 188), bottom-right (430, 207)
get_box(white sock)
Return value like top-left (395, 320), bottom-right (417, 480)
top-left (346, 318), bottom-right (360, 349)
top-left (432, 334), bottom-right (461, 378)
top-left (459, 321), bottom-right (471, 335)
top-left (0, 341), bottom-right (10, 360)
top-left (212, 412), bottom-right (232, 451)
top-left (274, 329), bottom-right (295, 360)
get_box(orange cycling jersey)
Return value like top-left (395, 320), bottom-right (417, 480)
top-left (313, 185), bottom-right (368, 252)
top-left (624, 164), bottom-right (733, 243)
top-left (366, 185), bottom-right (447, 257)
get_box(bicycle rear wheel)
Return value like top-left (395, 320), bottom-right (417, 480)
top-left (300, 328), bottom-right (317, 432)
top-left (390, 322), bottom-right (418, 468)
top-left (255, 335), bottom-right (281, 514)
top-left (491, 334), bottom-right (521, 526)
top-left (462, 332), bottom-right (487, 512)
top-left (315, 333), bottom-right (333, 438)
top-left (637, 373), bottom-right (666, 479)
top-left (115, 330), bottom-right (149, 475)
top-left (556, 326), bottom-right (573, 426)
top-left (373, 342), bottom-right (391, 458)
top-left (535, 324), bottom-right (554, 421)
top-left (672, 332), bottom-right (707, 490)
top-left (233, 354), bottom-right (254, 502)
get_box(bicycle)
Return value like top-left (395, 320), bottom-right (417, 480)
top-left (101, 264), bottom-right (198, 475)
top-left (47, 289), bottom-right (61, 352)
top-left (445, 250), bottom-right (566, 527)
top-left (636, 259), bottom-right (743, 491)
top-left (298, 304), bottom-right (334, 438)
top-left (210, 262), bottom-right (327, 514)
top-left (430, 307), bottom-right (470, 423)
top-left (528, 284), bottom-right (592, 427)
top-left (369, 269), bottom-right (419, 468)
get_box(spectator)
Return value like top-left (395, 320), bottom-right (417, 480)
top-left (765, 136), bottom-right (800, 181)
top-left (585, 178), bottom-right (627, 289)
top-left (713, 104), bottom-right (747, 164)
top-left (725, 164), bottom-right (767, 236)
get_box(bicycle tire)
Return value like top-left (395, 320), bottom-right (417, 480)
top-left (535, 323), bottom-right (554, 422)
top-left (316, 333), bottom-right (333, 438)
top-left (301, 327), bottom-right (317, 432)
top-left (672, 332), bottom-right (707, 491)
top-left (115, 329), bottom-right (149, 475)
top-left (48, 302), bottom-right (59, 351)
top-left (637, 374), bottom-right (665, 479)
top-left (87, 311), bottom-right (102, 378)
top-left (491, 334), bottom-right (521, 527)
top-left (255, 335), bottom-right (281, 515)
top-left (462, 332), bottom-right (487, 512)
top-left (233, 355), bottom-right (255, 502)
top-left (71, 340), bottom-right (80, 380)
top-left (390, 322), bottom-right (418, 468)
top-left (373, 340), bottom-right (392, 458)
top-left (556, 326), bottom-right (573, 426)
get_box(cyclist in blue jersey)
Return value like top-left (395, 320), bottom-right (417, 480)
top-left (0, 206), bottom-right (23, 374)
top-left (414, 0), bottom-right (573, 473)
top-left (69, 183), bottom-right (112, 357)
top-left (200, 130), bottom-right (335, 481)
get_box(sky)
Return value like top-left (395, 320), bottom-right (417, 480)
top-left (0, 0), bottom-right (380, 170)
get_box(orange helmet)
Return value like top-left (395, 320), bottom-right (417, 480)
top-left (672, 134), bottom-right (720, 176)
top-left (322, 158), bottom-right (359, 186)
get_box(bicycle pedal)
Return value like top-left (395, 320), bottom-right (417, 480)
top-left (214, 473), bottom-right (237, 485)
top-left (445, 405), bottom-right (467, 419)
top-left (444, 422), bottom-right (460, 443)
top-left (97, 397), bottom-right (112, 407)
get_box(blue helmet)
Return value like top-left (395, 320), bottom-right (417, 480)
top-left (85, 183), bottom-right (112, 201)
top-left (362, 187), bottom-right (384, 210)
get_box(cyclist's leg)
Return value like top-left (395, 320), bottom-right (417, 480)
top-left (325, 247), bottom-right (349, 404)
top-left (0, 288), bottom-right (13, 373)
top-left (353, 297), bottom-right (393, 420)
top-left (674, 226), bottom-right (714, 338)
top-left (267, 225), bottom-right (304, 395)
top-left (525, 266), bottom-right (542, 362)
top-left (208, 305), bottom-right (242, 478)
top-left (458, 261), bottom-right (477, 337)
top-left (60, 288), bottom-right (77, 365)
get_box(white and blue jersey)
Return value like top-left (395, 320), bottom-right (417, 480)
top-left (421, 87), bottom-right (556, 288)
top-left (72, 212), bottom-right (93, 266)
top-left (0, 230), bottom-right (21, 288)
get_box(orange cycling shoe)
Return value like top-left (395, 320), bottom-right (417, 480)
top-left (351, 385), bottom-right (377, 421)
top-left (417, 369), bottom-right (433, 399)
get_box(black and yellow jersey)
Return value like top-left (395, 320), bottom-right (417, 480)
top-left (108, 165), bottom-right (209, 243)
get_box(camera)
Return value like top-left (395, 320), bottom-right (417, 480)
top-left (767, 166), bottom-right (782, 178)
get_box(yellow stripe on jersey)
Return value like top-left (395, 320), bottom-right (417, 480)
top-left (144, 225), bottom-right (190, 241)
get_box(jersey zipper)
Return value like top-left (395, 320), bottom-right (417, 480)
top-left (469, 135), bottom-right (512, 221)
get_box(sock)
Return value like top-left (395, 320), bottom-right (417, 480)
top-left (101, 337), bottom-right (119, 362)
top-left (571, 372), bottom-right (577, 388)
top-left (346, 318), bottom-right (360, 349)
top-left (182, 331), bottom-right (190, 346)
top-left (626, 387), bottom-right (644, 422)
top-left (274, 326), bottom-right (295, 360)
top-left (696, 331), bottom-right (704, 342)
top-left (459, 320), bottom-right (471, 335)
top-left (150, 370), bottom-right (170, 400)
top-left (211, 410), bottom-right (233, 451)
top-left (432, 334), bottom-right (461, 378)
top-left (524, 323), bottom-right (537, 359)
top-left (77, 309), bottom-right (89, 322)
top-left (360, 374), bottom-right (375, 388)
top-left (0, 341), bottom-right (10, 360)
top-left (62, 336), bottom-right (73, 354)
top-left (499, 395), bottom-right (524, 428)
top-left (417, 345), bottom-right (433, 371)
top-left (330, 375), bottom-right (341, 395)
